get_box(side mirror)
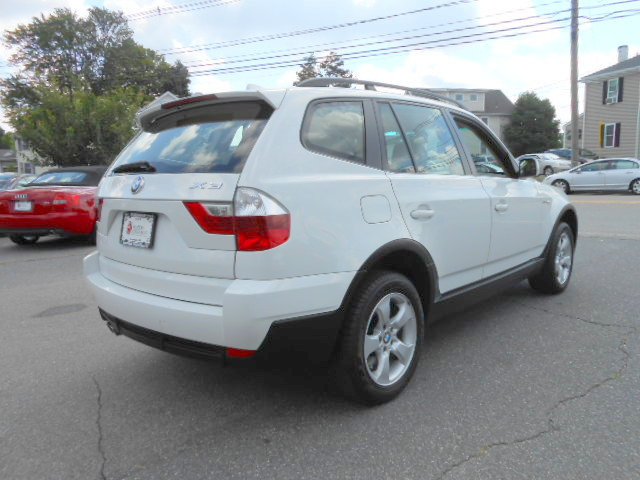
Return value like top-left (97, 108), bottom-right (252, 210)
top-left (518, 158), bottom-right (540, 177)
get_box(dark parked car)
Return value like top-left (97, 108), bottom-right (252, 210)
top-left (546, 148), bottom-right (598, 164)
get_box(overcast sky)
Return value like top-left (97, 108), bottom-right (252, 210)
top-left (1, 0), bottom-right (639, 129)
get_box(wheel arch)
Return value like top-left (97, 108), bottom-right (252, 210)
top-left (544, 205), bottom-right (578, 256)
top-left (340, 239), bottom-right (439, 321)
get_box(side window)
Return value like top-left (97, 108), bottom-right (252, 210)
top-left (614, 160), bottom-right (638, 169)
top-left (454, 119), bottom-right (510, 177)
top-left (379, 103), bottom-right (414, 173)
top-left (302, 101), bottom-right (365, 163)
top-left (392, 103), bottom-right (465, 175)
top-left (580, 162), bottom-right (606, 172)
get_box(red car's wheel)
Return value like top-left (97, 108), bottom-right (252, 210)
top-left (10, 234), bottom-right (39, 245)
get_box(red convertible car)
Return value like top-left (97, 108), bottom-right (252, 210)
top-left (0, 166), bottom-right (106, 245)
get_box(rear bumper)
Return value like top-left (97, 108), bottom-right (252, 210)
top-left (0, 212), bottom-right (94, 235)
top-left (84, 251), bottom-right (354, 360)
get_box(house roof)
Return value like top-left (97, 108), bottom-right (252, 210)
top-left (581, 55), bottom-right (640, 81)
top-left (430, 88), bottom-right (515, 115)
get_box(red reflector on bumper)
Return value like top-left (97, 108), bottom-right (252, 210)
top-left (226, 348), bottom-right (256, 358)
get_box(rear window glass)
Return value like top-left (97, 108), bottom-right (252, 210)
top-left (111, 101), bottom-right (272, 174)
top-left (32, 172), bottom-right (89, 185)
top-left (302, 101), bottom-right (365, 163)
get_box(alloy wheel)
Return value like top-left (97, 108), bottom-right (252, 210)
top-left (554, 231), bottom-right (573, 285)
top-left (363, 293), bottom-right (417, 387)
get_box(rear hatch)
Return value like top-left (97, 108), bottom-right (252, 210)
top-left (97, 97), bottom-right (275, 304)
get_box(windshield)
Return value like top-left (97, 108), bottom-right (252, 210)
top-left (111, 101), bottom-right (272, 174)
top-left (31, 171), bottom-right (89, 185)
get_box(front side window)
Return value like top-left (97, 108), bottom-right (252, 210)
top-left (302, 101), bottom-right (365, 163)
top-left (606, 78), bottom-right (619, 103)
top-left (392, 103), bottom-right (465, 175)
top-left (455, 119), bottom-right (511, 177)
top-left (604, 123), bottom-right (616, 147)
top-left (579, 162), bottom-right (607, 172)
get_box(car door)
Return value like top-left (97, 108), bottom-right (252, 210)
top-left (452, 114), bottom-right (547, 277)
top-left (604, 159), bottom-right (639, 190)
top-left (569, 161), bottom-right (607, 190)
top-left (378, 101), bottom-right (492, 294)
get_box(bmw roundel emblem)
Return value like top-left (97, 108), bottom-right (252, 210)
top-left (131, 176), bottom-right (145, 194)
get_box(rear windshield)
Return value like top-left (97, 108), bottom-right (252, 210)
top-left (111, 101), bottom-right (272, 174)
top-left (32, 171), bottom-right (89, 185)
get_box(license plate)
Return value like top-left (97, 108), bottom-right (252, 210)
top-left (14, 201), bottom-right (33, 212)
top-left (120, 212), bottom-right (156, 248)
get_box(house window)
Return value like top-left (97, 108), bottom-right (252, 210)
top-left (470, 94), bottom-right (478, 101)
top-left (455, 93), bottom-right (464, 101)
top-left (606, 78), bottom-right (619, 104)
top-left (604, 123), bottom-right (616, 147)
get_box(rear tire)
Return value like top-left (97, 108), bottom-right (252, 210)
top-left (10, 234), bottom-right (39, 245)
top-left (552, 179), bottom-right (570, 194)
top-left (630, 178), bottom-right (640, 195)
top-left (86, 227), bottom-right (97, 245)
top-left (543, 166), bottom-right (554, 176)
top-left (529, 222), bottom-right (574, 294)
top-left (332, 271), bottom-right (424, 405)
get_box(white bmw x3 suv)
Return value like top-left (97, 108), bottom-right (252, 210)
top-left (84, 78), bottom-right (578, 404)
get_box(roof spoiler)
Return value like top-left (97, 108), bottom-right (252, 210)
top-left (137, 89), bottom-right (286, 131)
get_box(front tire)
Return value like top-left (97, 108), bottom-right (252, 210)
top-left (630, 178), bottom-right (640, 195)
top-left (552, 179), bottom-right (570, 194)
top-left (332, 271), bottom-right (424, 405)
top-left (9, 234), bottom-right (39, 245)
top-left (529, 222), bottom-right (574, 294)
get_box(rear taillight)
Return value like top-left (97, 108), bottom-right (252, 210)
top-left (96, 198), bottom-right (104, 222)
top-left (184, 188), bottom-right (290, 251)
top-left (52, 192), bottom-right (80, 210)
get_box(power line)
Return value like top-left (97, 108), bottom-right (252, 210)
top-left (176, 0), bottom-right (572, 67)
top-left (187, 9), bottom-right (640, 77)
top-left (125, 0), bottom-right (240, 21)
top-left (158, 0), bottom-right (481, 55)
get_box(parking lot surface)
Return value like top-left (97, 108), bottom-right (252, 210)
top-left (1, 194), bottom-right (639, 480)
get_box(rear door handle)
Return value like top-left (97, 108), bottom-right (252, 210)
top-left (494, 203), bottom-right (509, 212)
top-left (410, 208), bottom-right (435, 220)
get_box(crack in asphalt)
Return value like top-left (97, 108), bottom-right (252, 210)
top-left (434, 305), bottom-right (636, 480)
top-left (93, 377), bottom-right (108, 480)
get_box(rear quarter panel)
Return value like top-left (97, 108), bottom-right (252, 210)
top-left (235, 91), bottom-right (411, 280)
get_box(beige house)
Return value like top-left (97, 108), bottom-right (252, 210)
top-left (430, 88), bottom-right (515, 142)
top-left (580, 45), bottom-right (640, 158)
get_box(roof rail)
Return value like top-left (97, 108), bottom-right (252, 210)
top-left (296, 77), bottom-right (466, 109)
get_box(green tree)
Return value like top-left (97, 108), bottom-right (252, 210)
top-left (293, 51), bottom-right (353, 85)
top-left (294, 54), bottom-right (319, 85)
top-left (1, 7), bottom-right (190, 166)
top-left (503, 92), bottom-right (561, 156)
top-left (8, 81), bottom-right (146, 167)
top-left (0, 127), bottom-right (15, 149)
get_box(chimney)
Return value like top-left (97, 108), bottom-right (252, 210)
top-left (618, 45), bottom-right (629, 63)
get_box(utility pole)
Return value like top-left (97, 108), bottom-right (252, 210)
top-left (570, 0), bottom-right (580, 166)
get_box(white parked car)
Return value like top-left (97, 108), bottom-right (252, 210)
top-left (544, 158), bottom-right (640, 194)
top-left (516, 153), bottom-right (573, 176)
top-left (84, 78), bottom-right (578, 404)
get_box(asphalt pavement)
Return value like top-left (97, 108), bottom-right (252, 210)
top-left (1, 193), bottom-right (639, 480)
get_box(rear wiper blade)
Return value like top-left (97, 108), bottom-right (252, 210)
top-left (112, 161), bottom-right (157, 174)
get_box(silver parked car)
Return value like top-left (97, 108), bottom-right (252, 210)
top-left (516, 153), bottom-right (573, 176)
top-left (543, 158), bottom-right (640, 194)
